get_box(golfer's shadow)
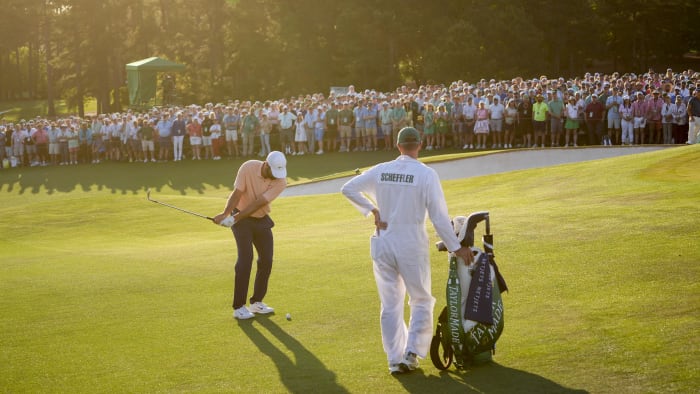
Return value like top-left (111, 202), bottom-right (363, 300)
top-left (395, 362), bottom-right (589, 393)
top-left (238, 317), bottom-right (349, 393)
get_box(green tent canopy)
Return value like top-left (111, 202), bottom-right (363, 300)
top-left (126, 57), bottom-right (185, 107)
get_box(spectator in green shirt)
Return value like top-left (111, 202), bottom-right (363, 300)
top-left (532, 94), bottom-right (549, 147)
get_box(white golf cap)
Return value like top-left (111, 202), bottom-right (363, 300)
top-left (266, 151), bottom-right (287, 179)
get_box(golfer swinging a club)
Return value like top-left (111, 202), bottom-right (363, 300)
top-left (213, 150), bottom-right (287, 320)
top-left (341, 127), bottom-right (473, 375)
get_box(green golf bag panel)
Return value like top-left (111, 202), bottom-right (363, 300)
top-left (439, 252), bottom-right (504, 368)
top-left (431, 211), bottom-right (507, 370)
top-left (445, 255), bottom-right (466, 360)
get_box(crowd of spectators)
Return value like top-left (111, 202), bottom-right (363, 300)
top-left (2, 67), bottom-right (699, 169)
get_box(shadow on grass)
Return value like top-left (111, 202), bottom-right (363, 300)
top-left (238, 316), bottom-right (350, 393)
top-left (0, 149), bottom-right (452, 195)
top-left (394, 362), bottom-right (589, 393)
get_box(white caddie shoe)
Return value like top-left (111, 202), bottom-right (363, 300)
top-left (233, 306), bottom-right (255, 320)
top-left (388, 363), bottom-right (404, 375)
top-left (399, 351), bottom-right (419, 372)
top-left (249, 301), bottom-right (274, 314)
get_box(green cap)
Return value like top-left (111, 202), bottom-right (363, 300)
top-left (397, 127), bottom-right (420, 144)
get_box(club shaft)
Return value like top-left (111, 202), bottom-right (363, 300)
top-left (147, 194), bottom-right (213, 221)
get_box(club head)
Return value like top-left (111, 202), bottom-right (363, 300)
top-left (146, 189), bottom-right (151, 201)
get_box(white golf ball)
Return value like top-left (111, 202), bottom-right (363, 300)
top-left (286, 313), bottom-right (292, 321)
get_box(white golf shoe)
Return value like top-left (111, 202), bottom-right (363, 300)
top-left (233, 306), bottom-right (254, 320)
top-left (399, 351), bottom-right (419, 372)
top-left (388, 363), bottom-right (404, 375)
top-left (249, 301), bottom-right (274, 314)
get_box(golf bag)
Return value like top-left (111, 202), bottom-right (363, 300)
top-left (431, 211), bottom-right (508, 370)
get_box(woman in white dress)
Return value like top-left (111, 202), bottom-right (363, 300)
top-left (294, 112), bottom-right (307, 155)
top-left (473, 101), bottom-right (490, 149)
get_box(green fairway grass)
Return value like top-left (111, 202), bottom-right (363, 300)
top-left (1, 146), bottom-right (698, 393)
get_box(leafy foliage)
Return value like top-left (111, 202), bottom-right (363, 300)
top-left (1, 0), bottom-right (698, 111)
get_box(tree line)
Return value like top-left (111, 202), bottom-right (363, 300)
top-left (1, 0), bottom-right (698, 116)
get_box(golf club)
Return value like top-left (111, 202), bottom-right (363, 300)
top-left (146, 189), bottom-right (220, 223)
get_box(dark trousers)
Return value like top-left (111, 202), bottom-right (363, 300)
top-left (586, 120), bottom-right (603, 145)
top-left (231, 215), bottom-right (275, 309)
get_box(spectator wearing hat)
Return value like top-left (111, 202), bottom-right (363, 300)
top-left (462, 96), bottom-right (477, 149)
top-left (353, 101), bottom-right (367, 151)
top-left (584, 93), bottom-right (605, 145)
top-left (278, 105), bottom-right (296, 155)
top-left (90, 121), bottom-right (104, 164)
top-left (118, 117), bottom-right (130, 161)
top-left (78, 121), bottom-right (93, 164)
top-left (185, 116), bottom-right (200, 160)
top-left (390, 100), bottom-right (407, 150)
top-left (125, 119), bottom-right (140, 163)
top-left (379, 101), bottom-right (393, 151)
top-left (210, 116), bottom-right (223, 160)
top-left (267, 103), bottom-right (280, 150)
top-left (24, 123), bottom-right (38, 166)
top-left (435, 104), bottom-right (449, 150)
top-left (532, 94), bottom-right (548, 147)
top-left (67, 125), bottom-right (80, 165)
top-left (301, 105), bottom-right (315, 153)
top-left (632, 92), bottom-right (648, 144)
top-left (294, 112), bottom-right (308, 155)
top-left (564, 96), bottom-right (581, 147)
top-left (57, 124), bottom-right (71, 165)
top-left (90, 117), bottom-right (104, 162)
top-left (671, 95), bottom-right (687, 144)
top-left (517, 93), bottom-right (533, 148)
top-left (503, 98), bottom-right (519, 148)
top-left (259, 113), bottom-right (272, 158)
top-left (422, 103), bottom-right (436, 150)
top-left (548, 92), bottom-right (564, 147)
top-left (200, 113), bottom-right (214, 160)
top-left (338, 102), bottom-right (354, 152)
top-left (11, 124), bottom-right (26, 166)
top-left (154, 115), bottom-right (170, 161)
top-left (240, 108), bottom-right (259, 157)
top-left (450, 95), bottom-right (464, 149)
top-left (313, 106), bottom-right (326, 155)
top-left (171, 112), bottom-right (187, 161)
top-left (660, 94), bottom-right (675, 144)
top-left (605, 87), bottom-right (624, 145)
top-left (620, 96), bottom-right (634, 145)
top-left (646, 90), bottom-right (664, 144)
top-left (138, 119), bottom-right (157, 162)
top-left (364, 100), bottom-right (379, 151)
top-left (473, 101), bottom-right (490, 149)
top-left (103, 118), bottom-right (118, 161)
top-left (325, 102), bottom-right (340, 153)
top-left (488, 96), bottom-right (505, 148)
top-left (223, 107), bottom-right (240, 158)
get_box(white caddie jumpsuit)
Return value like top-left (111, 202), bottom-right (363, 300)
top-left (341, 155), bottom-right (461, 365)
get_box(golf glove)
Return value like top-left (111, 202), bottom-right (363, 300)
top-left (219, 215), bottom-right (235, 227)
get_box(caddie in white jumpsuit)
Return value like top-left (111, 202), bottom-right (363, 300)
top-left (341, 127), bottom-right (473, 374)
